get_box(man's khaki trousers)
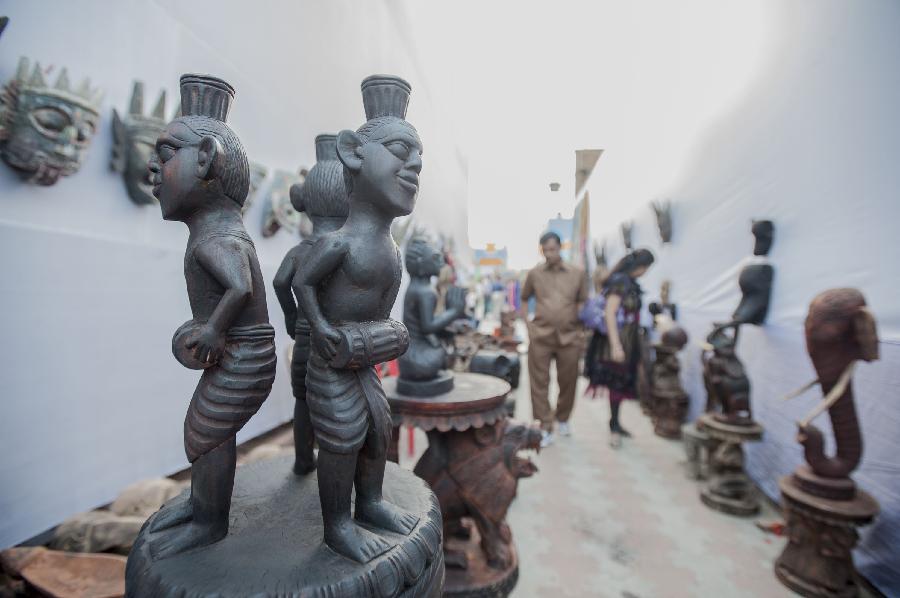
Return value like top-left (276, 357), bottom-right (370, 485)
top-left (528, 334), bottom-right (581, 432)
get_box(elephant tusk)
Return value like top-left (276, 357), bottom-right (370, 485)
top-left (798, 361), bottom-right (857, 428)
top-left (780, 378), bottom-right (819, 402)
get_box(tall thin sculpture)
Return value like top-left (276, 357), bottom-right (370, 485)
top-left (776, 288), bottom-right (880, 597)
top-left (274, 133), bottom-right (349, 475)
top-left (295, 75), bottom-right (421, 563)
top-left (144, 74), bottom-right (276, 558)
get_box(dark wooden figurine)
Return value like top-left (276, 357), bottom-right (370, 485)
top-left (732, 219), bottom-right (775, 326)
top-left (775, 288), bottom-right (880, 598)
top-left (294, 75), bottom-right (421, 563)
top-left (273, 133), bottom-right (349, 476)
top-left (694, 220), bottom-right (777, 518)
top-left (701, 323), bottom-right (752, 425)
top-left (397, 236), bottom-right (467, 396)
top-left (144, 74), bottom-right (276, 558)
top-left (650, 326), bottom-right (689, 438)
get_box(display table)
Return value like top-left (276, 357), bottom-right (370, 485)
top-left (775, 468), bottom-right (879, 598)
top-left (696, 413), bottom-right (764, 516)
top-left (385, 373), bottom-right (528, 598)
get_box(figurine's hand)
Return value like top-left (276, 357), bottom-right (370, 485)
top-left (313, 323), bottom-right (342, 360)
top-left (611, 342), bottom-right (626, 364)
top-left (285, 316), bottom-right (297, 336)
top-left (186, 324), bottom-right (226, 365)
top-left (446, 286), bottom-right (467, 314)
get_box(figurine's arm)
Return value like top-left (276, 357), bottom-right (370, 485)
top-left (419, 289), bottom-right (463, 334)
top-left (294, 236), bottom-right (347, 359)
top-left (380, 257), bottom-right (403, 320)
top-left (190, 239), bottom-right (253, 363)
top-left (273, 246), bottom-right (300, 334)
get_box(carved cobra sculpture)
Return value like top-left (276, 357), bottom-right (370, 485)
top-left (797, 288), bottom-right (879, 479)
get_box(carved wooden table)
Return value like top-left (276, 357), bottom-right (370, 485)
top-left (696, 413), bottom-right (764, 516)
top-left (385, 373), bottom-right (524, 598)
top-left (775, 468), bottom-right (879, 598)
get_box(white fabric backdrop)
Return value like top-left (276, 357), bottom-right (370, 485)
top-left (0, 0), bottom-right (467, 548)
top-left (585, 2), bottom-right (900, 592)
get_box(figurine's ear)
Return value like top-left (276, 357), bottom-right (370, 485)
top-left (110, 109), bottom-right (126, 172)
top-left (289, 181), bottom-right (305, 213)
top-left (197, 135), bottom-right (225, 181)
top-left (336, 129), bottom-right (363, 173)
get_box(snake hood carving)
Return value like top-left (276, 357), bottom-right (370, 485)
top-left (800, 288), bottom-right (879, 479)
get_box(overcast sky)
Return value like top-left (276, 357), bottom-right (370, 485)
top-left (402, 0), bottom-right (775, 269)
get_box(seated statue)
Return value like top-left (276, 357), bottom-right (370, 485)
top-left (397, 236), bottom-right (467, 396)
top-left (702, 323), bottom-right (752, 425)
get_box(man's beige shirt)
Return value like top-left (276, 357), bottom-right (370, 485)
top-left (522, 260), bottom-right (588, 345)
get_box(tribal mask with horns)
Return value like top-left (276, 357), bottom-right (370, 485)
top-left (0, 57), bottom-right (102, 185)
top-left (112, 81), bottom-right (167, 205)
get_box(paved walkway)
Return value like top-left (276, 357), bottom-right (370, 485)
top-left (398, 364), bottom-right (794, 597)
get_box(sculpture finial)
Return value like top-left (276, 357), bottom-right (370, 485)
top-left (361, 74), bottom-right (411, 120)
top-left (179, 74), bottom-right (233, 122)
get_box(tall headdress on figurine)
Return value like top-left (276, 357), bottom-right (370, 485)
top-left (177, 74), bottom-right (249, 206)
top-left (180, 74), bottom-right (234, 121)
top-left (361, 75), bottom-right (411, 122)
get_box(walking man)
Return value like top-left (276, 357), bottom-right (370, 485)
top-left (521, 232), bottom-right (588, 446)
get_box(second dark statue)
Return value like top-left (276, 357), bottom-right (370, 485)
top-left (294, 75), bottom-right (422, 563)
top-left (397, 236), bottom-right (467, 396)
top-left (273, 133), bottom-right (349, 476)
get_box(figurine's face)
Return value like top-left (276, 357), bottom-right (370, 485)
top-left (1, 89), bottom-right (98, 185)
top-left (423, 246), bottom-right (445, 277)
top-left (148, 120), bottom-right (205, 221)
top-left (357, 120), bottom-right (422, 217)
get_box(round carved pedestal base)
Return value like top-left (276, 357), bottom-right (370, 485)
top-left (652, 392), bottom-right (688, 439)
top-left (697, 414), bottom-right (764, 517)
top-left (775, 473), bottom-right (879, 598)
top-left (386, 373), bottom-right (527, 598)
top-left (444, 520), bottom-right (518, 598)
top-left (398, 370), bottom-right (455, 397)
top-left (701, 474), bottom-right (760, 517)
top-left (126, 456), bottom-right (444, 598)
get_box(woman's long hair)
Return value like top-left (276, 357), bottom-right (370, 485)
top-left (609, 248), bottom-right (655, 278)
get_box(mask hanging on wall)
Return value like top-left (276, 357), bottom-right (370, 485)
top-left (111, 81), bottom-right (167, 205)
top-left (0, 58), bottom-right (102, 185)
top-left (651, 199), bottom-right (673, 243)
